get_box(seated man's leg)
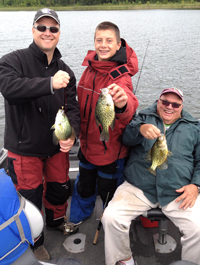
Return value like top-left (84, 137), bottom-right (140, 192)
top-left (70, 161), bottom-right (98, 223)
top-left (162, 196), bottom-right (200, 265)
top-left (101, 181), bottom-right (153, 265)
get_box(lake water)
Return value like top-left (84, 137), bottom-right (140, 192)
top-left (0, 9), bottom-right (200, 148)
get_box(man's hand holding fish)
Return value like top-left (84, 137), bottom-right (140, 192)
top-left (51, 108), bottom-right (76, 152)
top-left (140, 124), bottom-right (161, 140)
top-left (59, 135), bottom-right (76, 153)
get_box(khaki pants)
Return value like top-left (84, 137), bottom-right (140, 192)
top-left (102, 181), bottom-right (200, 265)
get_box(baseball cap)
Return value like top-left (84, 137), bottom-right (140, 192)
top-left (160, 87), bottom-right (183, 101)
top-left (33, 8), bottom-right (60, 25)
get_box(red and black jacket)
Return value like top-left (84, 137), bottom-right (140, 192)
top-left (78, 39), bottom-right (139, 166)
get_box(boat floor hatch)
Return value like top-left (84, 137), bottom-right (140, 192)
top-left (63, 233), bottom-right (86, 253)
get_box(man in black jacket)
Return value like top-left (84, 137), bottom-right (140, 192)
top-left (0, 8), bottom-right (80, 261)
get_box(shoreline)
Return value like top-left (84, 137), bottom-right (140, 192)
top-left (0, 3), bottom-right (200, 11)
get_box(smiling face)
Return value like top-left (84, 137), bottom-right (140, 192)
top-left (32, 17), bottom-right (60, 57)
top-left (157, 93), bottom-right (183, 125)
top-left (94, 29), bottom-right (121, 61)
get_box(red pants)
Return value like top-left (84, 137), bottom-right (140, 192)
top-left (7, 151), bottom-right (70, 226)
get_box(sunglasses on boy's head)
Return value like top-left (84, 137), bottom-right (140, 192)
top-left (33, 25), bottom-right (60, 34)
top-left (159, 98), bottom-right (182, 109)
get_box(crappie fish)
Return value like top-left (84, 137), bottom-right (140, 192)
top-left (145, 134), bottom-right (172, 176)
top-left (51, 108), bottom-right (75, 145)
top-left (95, 87), bottom-right (115, 142)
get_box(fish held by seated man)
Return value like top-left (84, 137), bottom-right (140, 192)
top-left (145, 133), bottom-right (172, 176)
top-left (95, 87), bottom-right (115, 142)
top-left (51, 107), bottom-right (76, 145)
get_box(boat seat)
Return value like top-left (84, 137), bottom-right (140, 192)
top-left (142, 207), bottom-right (177, 253)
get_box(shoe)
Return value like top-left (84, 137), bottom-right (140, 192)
top-left (33, 245), bottom-right (50, 261)
top-left (63, 221), bottom-right (82, 235)
top-left (46, 221), bottom-right (82, 236)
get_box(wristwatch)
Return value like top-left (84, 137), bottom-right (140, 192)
top-left (196, 185), bottom-right (200, 193)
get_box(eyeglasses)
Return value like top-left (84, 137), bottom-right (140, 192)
top-left (33, 25), bottom-right (59, 34)
top-left (159, 99), bottom-right (182, 109)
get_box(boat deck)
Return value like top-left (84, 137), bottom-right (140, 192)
top-left (43, 144), bottom-right (182, 265)
top-left (44, 196), bottom-right (182, 265)
top-left (0, 146), bottom-right (182, 265)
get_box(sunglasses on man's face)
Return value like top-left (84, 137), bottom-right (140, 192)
top-left (33, 25), bottom-right (60, 34)
top-left (159, 99), bottom-right (182, 109)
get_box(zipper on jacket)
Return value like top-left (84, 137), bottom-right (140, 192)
top-left (46, 65), bottom-right (51, 157)
top-left (85, 71), bottom-right (97, 154)
top-left (18, 106), bottom-right (25, 146)
top-left (84, 95), bottom-right (89, 118)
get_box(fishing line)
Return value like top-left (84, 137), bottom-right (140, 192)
top-left (134, 40), bottom-right (150, 95)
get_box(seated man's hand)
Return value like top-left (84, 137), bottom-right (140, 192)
top-left (175, 184), bottom-right (199, 210)
top-left (140, 124), bottom-right (161, 140)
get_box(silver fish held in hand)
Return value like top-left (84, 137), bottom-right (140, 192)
top-left (95, 87), bottom-right (115, 142)
top-left (51, 108), bottom-right (76, 145)
top-left (145, 133), bottom-right (172, 176)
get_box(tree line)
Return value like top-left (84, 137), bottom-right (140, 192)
top-left (0, 0), bottom-right (199, 8)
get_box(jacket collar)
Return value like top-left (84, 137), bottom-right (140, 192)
top-left (29, 41), bottom-right (62, 64)
top-left (82, 38), bottom-right (138, 76)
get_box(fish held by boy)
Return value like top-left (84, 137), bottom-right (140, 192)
top-left (95, 87), bottom-right (115, 142)
top-left (51, 107), bottom-right (76, 145)
top-left (145, 133), bottom-right (172, 176)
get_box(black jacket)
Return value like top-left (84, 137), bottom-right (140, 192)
top-left (0, 41), bottom-right (80, 157)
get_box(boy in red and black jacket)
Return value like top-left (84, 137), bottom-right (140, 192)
top-left (70, 21), bottom-right (139, 224)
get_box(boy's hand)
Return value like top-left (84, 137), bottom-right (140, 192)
top-left (108, 83), bottom-right (128, 109)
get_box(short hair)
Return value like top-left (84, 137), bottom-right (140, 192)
top-left (94, 21), bottom-right (121, 43)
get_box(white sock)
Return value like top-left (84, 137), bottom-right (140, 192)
top-left (118, 256), bottom-right (134, 265)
